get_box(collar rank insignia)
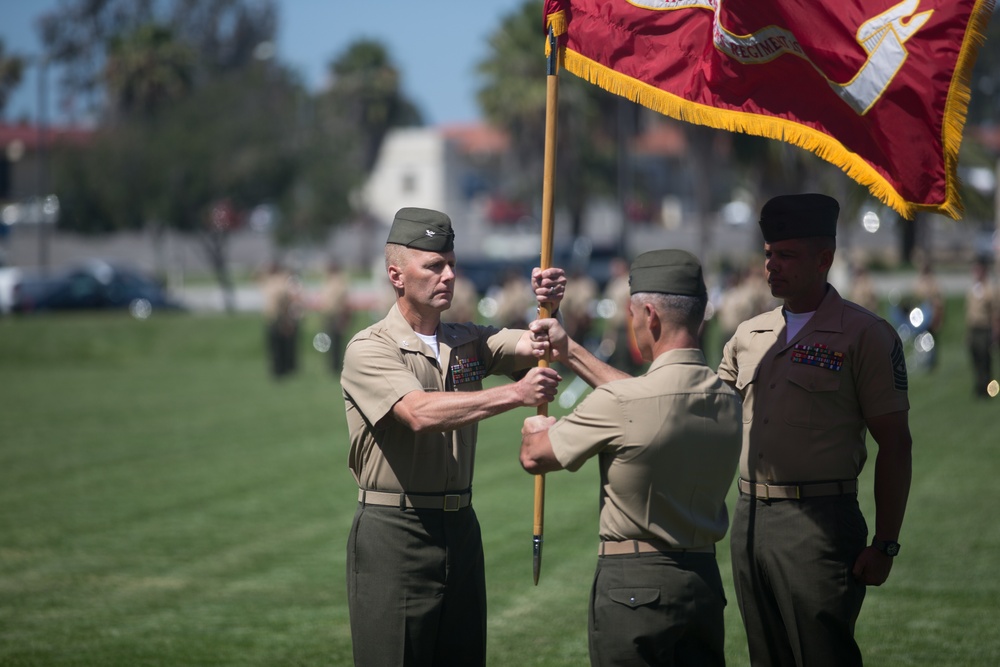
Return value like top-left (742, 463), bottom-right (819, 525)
top-left (451, 356), bottom-right (485, 387)
top-left (791, 342), bottom-right (844, 371)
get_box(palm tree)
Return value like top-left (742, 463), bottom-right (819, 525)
top-left (0, 39), bottom-right (24, 115)
top-left (477, 0), bottom-right (618, 239)
top-left (323, 39), bottom-right (423, 173)
top-left (103, 24), bottom-right (195, 121)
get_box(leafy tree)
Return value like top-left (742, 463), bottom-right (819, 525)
top-left (53, 59), bottom-right (310, 311)
top-left (38, 1), bottom-right (419, 312)
top-left (0, 39), bottom-right (24, 115)
top-left (36, 0), bottom-right (324, 311)
top-left (104, 24), bottom-right (195, 121)
top-left (322, 39), bottom-right (423, 173)
top-left (39, 0), bottom-right (276, 117)
top-left (968, 6), bottom-right (1000, 126)
top-left (477, 0), bottom-right (618, 240)
top-left (168, 0), bottom-right (277, 74)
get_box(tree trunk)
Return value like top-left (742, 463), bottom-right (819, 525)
top-left (200, 229), bottom-right (235, 313)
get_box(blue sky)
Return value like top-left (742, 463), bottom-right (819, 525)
top-left (0, 0), bottom-right (533, 126)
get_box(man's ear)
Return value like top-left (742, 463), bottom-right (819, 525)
top-left (388, 265), bottom-right (404, 290)
top-left (818, 248), bottom-right (835, 273)
top-left (645, 302), bottom-right (661, 337)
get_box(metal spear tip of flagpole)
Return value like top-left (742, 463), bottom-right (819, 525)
top-left (533, 534), bottom-right (543, 586)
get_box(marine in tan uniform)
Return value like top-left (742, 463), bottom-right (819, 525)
top-left (965, 257), bottom-right (999, 397)
top-left (317, 259), bottom-right (351, 374)
top-left (912, 261), bottom-right (945, 369)
top-left (600, 257), bottom-right (643, 374)
top-left (716, 266), bottom-right (777, 358)
top-left (717, 194), bottom-right (913, 667)
top-left (493, 267), bottom-right (535, 328)
top-left (848, 263), bottom-right (879, 314)
top-left (440, 268), bottom-right (479, 324)
top-left (260, 260), bottom-right (302, 379)
top-left (340, 207), bottom-right (566, 667)
top-left (521, 249), bottom-right (742, 667)
top-left (561, 267), bottom-right (599, 343)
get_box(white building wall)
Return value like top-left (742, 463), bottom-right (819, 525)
top-left (362, 128), bottom-right (463, 226)
top-left (360, 126), bottom-right (484, 257)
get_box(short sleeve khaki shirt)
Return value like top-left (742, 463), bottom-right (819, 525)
top-left (547, 349), bottom-right (742, 548)
top-left (965, 279), bottom-right (997, 329)
top-left (341, 303), bottom-right (526, 493)
top-left (718, 286), bottom-right (909, 483)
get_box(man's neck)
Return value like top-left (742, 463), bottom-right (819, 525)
top-left (650, 329), bottom-right (700, 360)
top-left (397, 300), bottom-right (441, 335)
top-left (784, 283), bottom-right (829, 314)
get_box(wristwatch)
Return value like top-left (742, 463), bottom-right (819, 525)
top-left (871, 538), bottom-right (901, 557)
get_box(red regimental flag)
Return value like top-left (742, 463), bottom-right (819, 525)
top-left (544, 0), bottom-right (994, 219)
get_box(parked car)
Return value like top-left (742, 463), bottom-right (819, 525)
top-left (11, 259), bottom-right (184, 316)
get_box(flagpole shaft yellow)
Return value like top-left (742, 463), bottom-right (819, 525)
top-left (534, 25), bottom-right (559, 586)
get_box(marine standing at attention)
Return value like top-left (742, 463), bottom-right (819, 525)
top-left (340, 207), bottom-right (566, 667)
top-left (718, 193), bottom-right (913, 667)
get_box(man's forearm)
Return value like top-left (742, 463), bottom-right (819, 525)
top-left (564, 337), bottom-right (630, 387)
top-left (394, 384), bottom-right (527, 433)
top-left (873, 443), bottom-right (912, 541)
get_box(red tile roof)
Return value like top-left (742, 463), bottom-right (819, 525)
top-left (0, 122), bottom-right (94, 152)
top-left (439, 123), bottom-right (510, 156)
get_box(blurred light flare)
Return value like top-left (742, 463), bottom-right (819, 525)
top-left (914, 331), bottom-right (935, 353)
top-left (862, 211), bottom-right (880, 233)
top-left (129, 298), bottom-right (152, 319)
top-left (313, 333), bottom-right (332, 353)
top-left (478, 297), bottom-right (498, 320)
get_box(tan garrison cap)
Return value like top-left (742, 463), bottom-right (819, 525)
top-left (629, 249), bottom-right (707, 298)
top-left (386, 207), bottom-right (455, 252)
top-left (759, 193), bottom-right (839, 243)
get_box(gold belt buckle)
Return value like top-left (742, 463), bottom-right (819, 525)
top-left (443, 494), bottom-right (461, 511)
top-left (761, 483), bottom-right (770, 500)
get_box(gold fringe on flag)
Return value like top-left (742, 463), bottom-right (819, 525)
top-left (546, 1), bottom-right (997, 221)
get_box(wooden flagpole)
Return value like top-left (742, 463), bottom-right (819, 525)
top-left (534, 24), bottom-right (560, 586)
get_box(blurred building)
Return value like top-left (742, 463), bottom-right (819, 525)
top-left (359, 124), bottom-right (517, 260)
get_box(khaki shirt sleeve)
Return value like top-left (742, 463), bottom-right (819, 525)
top-left (718, 333), bottom-right (738, 387)
top-left (341, 335), bottom-right (424, 427)
top-left (547, 387), bottom-right (624, 472)
top-left (855, 319), bottom-right (910, 419)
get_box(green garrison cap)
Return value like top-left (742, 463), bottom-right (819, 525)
top-left (629, 249), bottom-right (707, 298)
top-left (386, 207), bottom-right (455, 252)
top-left (758, 193), bottom-right (839, 243)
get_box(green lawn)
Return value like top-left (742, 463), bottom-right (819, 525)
top-left (1, 301), bottom-right (998, 666)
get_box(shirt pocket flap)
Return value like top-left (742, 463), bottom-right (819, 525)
top-left (786, 365), bottom-right (841, 393)
top-left (735, 364), bottom-right (760, 391)
top-left (609, 587), bottom-right (660, 609)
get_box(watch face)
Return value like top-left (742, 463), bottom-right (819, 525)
top-left (885, 542), bottom-right (900, 557)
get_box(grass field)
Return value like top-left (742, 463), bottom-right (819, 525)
top-left (1, 299), bottom-right (998, 666)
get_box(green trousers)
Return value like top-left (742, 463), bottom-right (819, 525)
top-left (346, 504), bottom-right (486, 667)
top-left (588, 551), bottom-right (726, 666)
top-left (730, 494), bottom-right (867, 667)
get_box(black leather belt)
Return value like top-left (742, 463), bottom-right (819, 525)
top-left (358, 488), bottom-right (472, 511)
top-left (738, 478), bottom-right (858, 500)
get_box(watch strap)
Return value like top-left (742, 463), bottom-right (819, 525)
top-left (872, 538), bottom-right (900, 557)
